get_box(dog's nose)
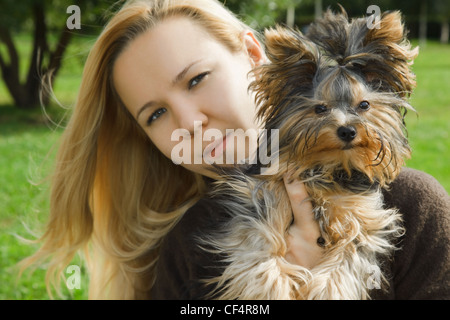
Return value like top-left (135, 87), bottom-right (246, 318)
top-left (337, 126), bottom-right (357, 142)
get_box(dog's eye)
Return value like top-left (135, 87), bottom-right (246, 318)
top-left (358, 101), bottom-right (370, 110)
top-left (315, 105), bottom-right (328, 114)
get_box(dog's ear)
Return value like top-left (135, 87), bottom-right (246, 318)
top-left (252, 26), bottom-right (318, 125)
top-left (359, 11), bottom-right (419, 97)
top-left (263, 26), bottom-right (316, 64)
top-left (364, 11), bottom-right (407, 48)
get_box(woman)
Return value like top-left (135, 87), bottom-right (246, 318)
top-left (22, 0), bottom-right (449, 299)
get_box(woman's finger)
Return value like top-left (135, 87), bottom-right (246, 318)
top-left (283, 175), bottom-right (313, 225)
top-left (283, 174), bottom-right (323, 268)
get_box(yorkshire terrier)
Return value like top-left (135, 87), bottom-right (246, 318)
top-left (201, 9), bottom-right (418, 299)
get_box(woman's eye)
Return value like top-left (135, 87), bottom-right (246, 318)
top-left (188, 72), bottom-right (209, 89)
top-left (147, 107), bottom-right (167, 126)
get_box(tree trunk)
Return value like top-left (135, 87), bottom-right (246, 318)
top-left (419, 0), bottom-right (427, 47)
top-left (441, 19), bottom-right (449, 44)
top-left (21, 3), bottom-right (49, 109)
top-left (286, 5), bottom-right (295, 28)
top-left (38, 25), bottom-right (72, 107)
top-left (315, 0), bottom-right (322, 20)
top-left (0, 26), bottom-right (23, 106)
top-left (0, 2), bottom-right (72, 109)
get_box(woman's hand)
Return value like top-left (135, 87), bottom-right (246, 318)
top-left (284, 175), bottom-right (323, 269)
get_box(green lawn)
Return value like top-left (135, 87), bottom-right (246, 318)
top-left (0, 38), bottom-right (449, 300)
top-left (404, 41), bottom-right (450, 191)
top-left (0, 34), bottom-right (91, 299)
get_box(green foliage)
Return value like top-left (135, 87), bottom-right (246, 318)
top-left (225, 0), bottom-right (450, 29)
top-left (0, 0), bottom-right (114, 32)
top-left (225, 0), bottom-right (303, 28)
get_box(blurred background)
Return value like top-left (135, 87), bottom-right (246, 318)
top-left (0, 0), bottom-right (448, 299)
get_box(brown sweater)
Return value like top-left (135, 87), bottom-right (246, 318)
top-left (151, 168), bottom-right (450, 300)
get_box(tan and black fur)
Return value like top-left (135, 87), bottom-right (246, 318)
top-left (201, 9), bottom-right (418, 299)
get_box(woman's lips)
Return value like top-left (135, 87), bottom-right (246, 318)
top-left (211, 135), bottom-right (227, 158)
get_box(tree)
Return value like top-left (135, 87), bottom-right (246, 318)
top-left (432, 0), bottom-right (450, 44)
top-left (418, 0), bottom-right (427, 47)
top-left (224, 0), bottom-right (274, 29)
top-left (225, 0), bottom-right (326, 29)
top-left (0, 0), bottom-right (110, 109)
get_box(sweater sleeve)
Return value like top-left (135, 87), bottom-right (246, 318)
top-left (382, 168), bottom-right (450, 300)
top-left (150, 198), bottom-right (226, 300)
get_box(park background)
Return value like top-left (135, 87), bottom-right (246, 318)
top-left (0, 0), bottom-right (448, 299)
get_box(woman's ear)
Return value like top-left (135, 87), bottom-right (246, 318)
top-left (242, 31), bottom-right (267, 67)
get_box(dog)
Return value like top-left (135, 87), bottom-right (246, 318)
top-left (201, 9), bottom-right (418, 299)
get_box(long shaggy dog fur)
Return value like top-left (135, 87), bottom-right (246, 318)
top-left (200, 9), bottom-right (418, 299)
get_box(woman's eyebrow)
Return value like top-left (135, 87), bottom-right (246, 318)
top-left (136, 101), bottom-right (157, 120)
top-left (172, 59), bottom-right (203, 86)
top-left (136, 59), bottom-right (203, 120)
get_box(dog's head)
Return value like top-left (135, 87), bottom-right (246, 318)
top-left (253, 9), bottom-right (418, 186)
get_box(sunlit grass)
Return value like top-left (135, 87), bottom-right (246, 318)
top-left (405, 41), bottom-right (450, 191)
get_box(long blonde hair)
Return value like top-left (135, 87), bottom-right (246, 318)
top-left (20, 0), bottom-right (252, 299)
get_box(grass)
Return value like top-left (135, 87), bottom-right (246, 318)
top-left (0, 33), bottom-right (91, 300)
top-left (0, 106), bottom-right (89, 299)
top-left (0, 36), bottom-right (449, 300)
top-left (404, 41), bottom-right (450, 190)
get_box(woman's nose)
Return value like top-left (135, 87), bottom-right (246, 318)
top-left (171, 99), bottom-right (209, 133)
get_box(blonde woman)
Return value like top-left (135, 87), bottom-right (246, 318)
top-left (22, 0), bottom-right (449, 300)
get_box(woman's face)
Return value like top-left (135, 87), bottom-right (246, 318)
top-left (113, 17), bottom-right (265, 178)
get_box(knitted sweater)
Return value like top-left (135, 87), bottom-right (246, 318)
top-left (151, 168), bottom-right (450, 300)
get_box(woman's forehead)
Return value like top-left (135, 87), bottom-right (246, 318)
top-left (115, 17), bottom-right (227, 75)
